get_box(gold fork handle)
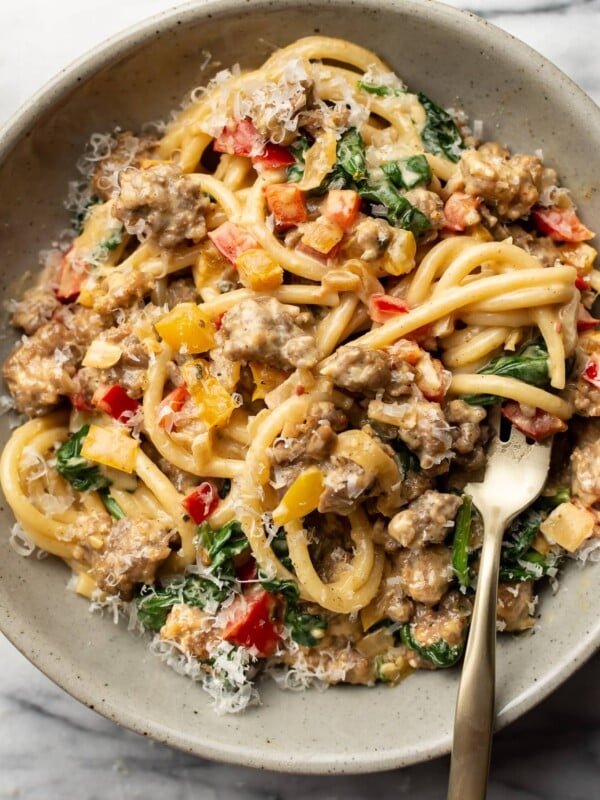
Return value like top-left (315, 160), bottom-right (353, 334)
top-left (447, 513), bottom-right (505, 800)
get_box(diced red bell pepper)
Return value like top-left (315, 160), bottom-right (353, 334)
top-left (157, 385), bottom-right (190, 430)
top-left (213, 118), bottom-right (294, 169)
top-left (214, 118), bottom-right (263, 157)
top-left (443, 192), bottom-right (481, 232)
top-left (208, 221), bottom-right (259, 264)
top-left (264, 183), bottom-right (307, 229)
top-left (531, 206), bottom-right (594, 243)
top-left (577, 304), bottom-right (600, 332)
top-left (575, 275), bottom-right (591, 291)
top-left (55, 248), bottom-right (85, 302)
top-left (92, 384), bottom-right (141, 424)
top-left (582, 355), bottom-right (600, 391)
top-left (222, 589), bottom-right (281, 657)
top-left (369, 293), bottom-right (410, 324)
top-left (321, 189), bottom-right (361, 231)
top-left (182, 482), bottom-right (219, 524)
top-left (70, 392), bottom-right (94, 412)
top-left (501, 401), bottom-right (567, 441)
top-left (253, 143), bottom-right (295, 169)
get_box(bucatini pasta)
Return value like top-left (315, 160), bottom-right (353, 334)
top-left (2, 37), bottom-right (599, 712)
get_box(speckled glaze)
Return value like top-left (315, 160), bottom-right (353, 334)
top-left (0, 0), bottom-right (598, 775)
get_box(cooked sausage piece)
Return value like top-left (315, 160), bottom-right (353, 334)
top-left (3, 306), bottom-right (106, 416)
top-left (10, 286), bottom-right (61, 335)
top-left (321, 345), bottom-right (391, 394)
top-left (403, 188), bottom-right (445, 230)
top-left (448, 142), bottom-right (557, 221)
top-left (318, 456), bottom-right (374, 515)
top-left (567, 335), bottom-right (600, 417)
top-left (89, 515), bottom-right (175, 599)
top-left (571, 434), bottom-right (600, 506)
top-left (395, 545), bottom-right (454, 606)
top-left (405, 591), bottom-right (471, 668)
top-left (113, 163), bottom-right (210, 247)
top-left (496, 581), bottom-right (536, 632)
top-left (242, 75), bottom-right (312, 145)
top-left (216, 296), bottom-right (318, 370)
top-left (368, 397), bottom-right (454, 470)
top-left (268, 400), bottom-right (346, 467)
top-left (160, 604), bottom-right (223, 659)
top-left (444, 398), bottom-right (488, 470)
top-left (388, 490), bottom-right (462, 549)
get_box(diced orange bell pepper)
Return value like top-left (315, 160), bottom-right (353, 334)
top-left (300, 217), bottom-right (344, 255)
top-left (181, 359), bottom-right (237, 428)
top-left (264, 184), bottom-right (307, 229)
top-left (321, 189), bottom-right (361, 231)
top-left (271, 466), bottom-right (324, 526)
top-left (235, 249), bottom-right (283, 291)
top-left (155, 302), bottom-right (216, 354)
top-left (559, 242), bottom-right (597, 275)
top-left (249, 361), bottom-right (288, 400)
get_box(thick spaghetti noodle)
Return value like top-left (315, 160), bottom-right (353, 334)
top-left (1, 37), bottom-right (599, 712)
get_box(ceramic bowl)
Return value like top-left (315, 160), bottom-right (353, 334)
top-left (0, 0), bottom-right (598, 774)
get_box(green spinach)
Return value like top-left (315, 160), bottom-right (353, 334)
top-left (55, 426), bottom-right (111, 492)
top-left (260, 573), bottom-right (328, 647)
top-left (452, 495), bottom-right (472, 589)
top-left (463, 340), bottom-right (550, 406)
top-left (137, 575), bottom-right (227, 631)
top-left (417, 91), bottom-right (464, 163)
top-left (381, 154), bottom-right (432, 190)
top-left (401, 623), bottom-right (465, 668)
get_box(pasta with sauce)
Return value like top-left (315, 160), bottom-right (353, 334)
top-left (1, 36), bottom-right (599, 712)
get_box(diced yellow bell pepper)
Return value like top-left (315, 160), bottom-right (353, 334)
top-left (539, 502), bottom-right (595, 552)
top-left (181, 359), bottom-right (237, 428)
top-left (298, 129), bottom-right (338, 191)
top-left (80, 424), bottom-right (138, 473)
top-left (271, 466), bottom-right (324, 526)
top-left (192, 241), bottom-right (230, 291)
top-left (464, 223), bottom-right (494, 242)
top-left (383, 228), bottom-right (416, 276)
top-left (235, 249), bottom-right (283, 291)
top-left (249, 361), bottom-right (288, 400)
top-left (155, 303), bottom-right (216, 354)
top-left (559, 242), bottom-right (597, 275)
top-left (300, 218), bottom-right (344, 255)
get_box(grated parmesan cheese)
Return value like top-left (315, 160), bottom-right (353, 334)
top-left (9, 523), bottom-right (36, 557)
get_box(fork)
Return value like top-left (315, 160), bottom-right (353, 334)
top-left (447, 416), bottom-right (553, 800)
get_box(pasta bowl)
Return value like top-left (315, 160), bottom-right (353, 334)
top-left (0, 0), bottom-right (599, 774)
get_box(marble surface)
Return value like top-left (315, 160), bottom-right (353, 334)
top-left (1, 1), bottom-right (599, 797)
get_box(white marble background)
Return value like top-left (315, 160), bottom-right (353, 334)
top-left (1, 1), bottom-right (599, 798)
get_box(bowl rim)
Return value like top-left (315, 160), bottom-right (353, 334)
top-left (1, 0), bottom-right (599, 774)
